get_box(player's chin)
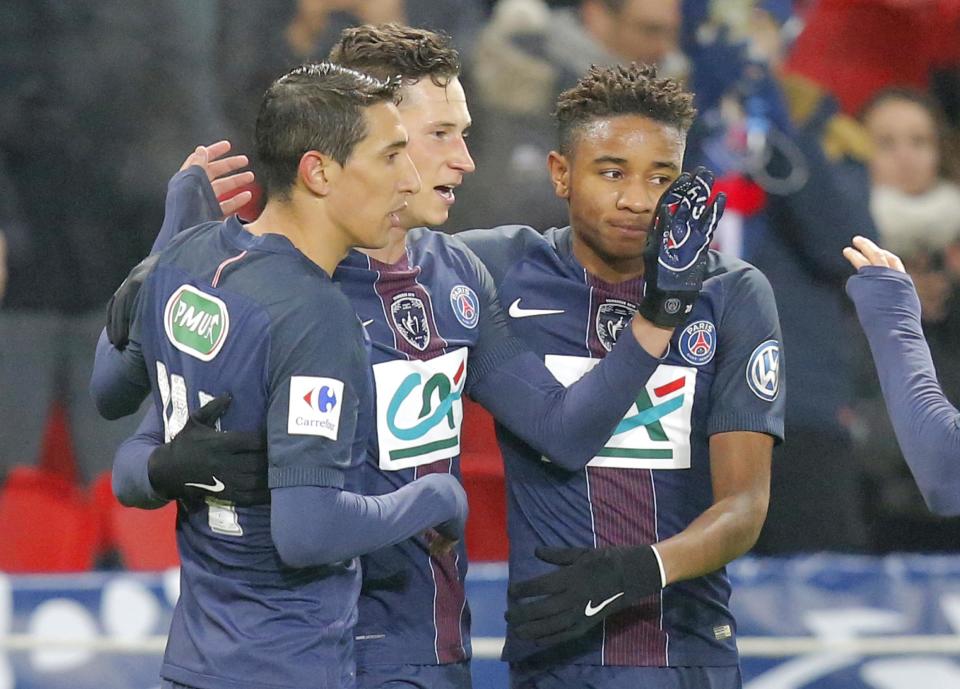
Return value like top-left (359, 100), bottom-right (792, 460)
top-left (414, 200), bottom-right (450, 228)
top-left (602, 228), bottom-right (648, 256)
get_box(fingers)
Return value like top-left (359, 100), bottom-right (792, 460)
top-left (534, 546), bottom-right (584, 566)
top-left (205, 154), bottom-right (251, 183)
top-left (192, 393), bottom-right (232, 427)
top-left (505, 591), bottom-right (571, 625)
top-left (842, 247), bottom-right (869, 270)
top-left (429, 535), bottom-right (458, 558)
top-left (179, 145), bottom-right (208, 172)
top-left (847, 236), bottom-right (907, 274)
top-left (218, 188), bottom-right (255, 218)
top-left (509, 570), bottom-right (567, 599)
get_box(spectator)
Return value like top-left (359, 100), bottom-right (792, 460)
top-left (685, 1), bottom-right (876, 552)
top-left (217, 0), bottom-right (485, 162)
top-left (851, 88), bottom-right (960, 550)
top-left (862, 88), bottom-right (960, 257)
top-left (450, 0), bottom-right (682, 231)
top-left (0, 0), bottom-right (226, 483)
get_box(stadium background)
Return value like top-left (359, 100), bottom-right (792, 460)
top-left (2, 0), bottom-right (960, 687)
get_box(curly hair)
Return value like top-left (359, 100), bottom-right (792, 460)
top-left (329, 23), bottom-right (461, 88)
top-left (555, 63), bottom-right (697, 156)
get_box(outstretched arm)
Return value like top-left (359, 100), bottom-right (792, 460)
top-left (845, 236), bottom-right (960, 516)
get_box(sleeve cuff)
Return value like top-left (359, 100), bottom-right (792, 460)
top-left (707, 413), bottom-right (785, 444)
top-left (649, 543), bottom-right (667, 588)
top-left (269, 466), bottom-right (345, 489)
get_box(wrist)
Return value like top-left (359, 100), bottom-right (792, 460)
top-left (630, 315), bottom-right (673, 358)
top-left (616, 545), bottom-right (664, 602)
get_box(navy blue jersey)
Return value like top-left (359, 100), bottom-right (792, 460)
top-left (334, 228), bottom-right (504, 666)
top-left (460, 225), bottom-right (785, 668)
top-left (132, 216), bottom-right (373, 689)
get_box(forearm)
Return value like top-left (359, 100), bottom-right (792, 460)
top-left (848, 268), bottom-right (960, 515)
top-left (654, 490), bottom-right (767, 585)
top-left (112, 411), bottom-right (167, 509)
top-left (470, 325), bottom-right (663, 471)
top-left (90, 332), bottom-right (150, 420)
top-left (271, 474), bottom-right (465, 568)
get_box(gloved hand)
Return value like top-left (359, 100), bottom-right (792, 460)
top-left (148, 394), bottom-right (269, 506)
top-left (638, 167), bottom-right (725, 328)
top-left (106, 254), bottom-right (157, 350)
top-left (506, 545), bottom-right (663, 647)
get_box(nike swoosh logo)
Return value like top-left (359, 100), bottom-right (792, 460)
top-left (361, 319), bottom-right (374, 327)
top-left (184, 477), bottom-right (225, 493)
top-left (584, 591), bottom-right (625, 617)
top-left (508, 298), bottom-right (565, 319)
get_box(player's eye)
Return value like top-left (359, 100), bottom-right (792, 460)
top-left (650, 175), bottom-right (671, 186)
top-left (386, 152), bottom-right (400, 163)
top-left (600, 169), bottom-right (623, 180)
top-left (433, 130), bottom-right (448, 140)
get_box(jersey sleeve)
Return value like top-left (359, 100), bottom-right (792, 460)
top-left (707, 266), bottom-right (786, 441)
top-left (847, 266), bottom-right (960, 516)
top-left (265, 290), bottom-right (367, 490)
top-left (150, 166), bottom-right (222, 253)
top-left (456, 224), bottom-right (544, 285)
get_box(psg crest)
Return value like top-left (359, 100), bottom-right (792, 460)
top-left (391, 292), bottom-right (431, 351)
top-left (596, 299), bottom-right (637, 352)
top-left (679, 320), bottom-right (716, 366)
top-left (449, 284), bottom-right (479, 329)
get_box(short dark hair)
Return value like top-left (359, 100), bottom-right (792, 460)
top-left (555, 63), bottom-right (697, 156)
top-left (328, 23), bottom-right (461, 88)
top-left (254, 62), bottom-right (400, 202)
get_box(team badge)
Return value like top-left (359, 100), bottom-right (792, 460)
top-left (163, 284), bottom-right (229, 362)
top-left (391, 292), bottom-right (430, 351)
top-left (596, 299), bottom-right (637, 352)
top-left (449, 284), bottom-right (479, 329)
top-left (678, 320), bottom-right (716, 366)
top-left (746, 340), bottom-right (781, 401)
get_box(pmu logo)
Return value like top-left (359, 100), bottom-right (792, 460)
top-left (679, 320), bottom-right (716, 366)
top-left (303, 385), bottom-right (338, 413)
top-left (163, 285), bottom-right (230, 361)
top-left (596, 299), bottom-right (638, 352)
top-left (385, 359), bottom-right (466, 460)
top-left (747, 340), bottom-right (781, 401)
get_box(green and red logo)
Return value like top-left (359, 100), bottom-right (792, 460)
top-left (164, 284), bottom-right (230, 361)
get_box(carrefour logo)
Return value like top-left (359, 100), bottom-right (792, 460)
top-left (288, 376), bottom-right (344, 440)
top-left (304, 385), bottom-right (338, 413)
top-left (163, 285), bottom-right (230, 361)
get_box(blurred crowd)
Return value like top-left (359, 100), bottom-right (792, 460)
top-left (2, 0), bottom-right (960, 556)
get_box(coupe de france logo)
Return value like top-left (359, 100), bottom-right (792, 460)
top-left (679, 320), bottom-right (716, 366)
top-left (391, 292), bottom-right (431, 351)
top-left (746, 340), bottom-right (781, 401)
top-left (288, 376), bottom-right (345, 440)
top-left (164, 284), bottom-right (229, 362)
top-left (450, 284), bottom-right (480, 329)
top-left (596, 299), bottom-right (638, 352)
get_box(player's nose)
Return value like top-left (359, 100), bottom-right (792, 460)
top-left (450, 136), bottom-right (475, 174)
top-left (617, 181), bottom-right (655, 215)
top-left (399, 152), bottom-right (421, 195)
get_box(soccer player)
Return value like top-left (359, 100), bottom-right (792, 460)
top-left (845, 235), bottom-right (960, 516)
top-left (91, 62), bottom-right (470, 689)
top-left (96, 26), bottom-right (722, 689)
top-left (472, 67), bottom-right (785, 688)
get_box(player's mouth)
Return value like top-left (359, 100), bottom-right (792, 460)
top-left (434, 184), bottom-right (459, 206)
top-left (608, 221), bottom-right (649, 236)
top-left (388, 202), bottom-right (407, 228)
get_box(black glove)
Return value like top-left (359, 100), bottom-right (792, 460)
top-left (506, 545), bottom-right (662, 647)
top-left (638, 167), bottom-right (726, 328)
top-left (147, 394), bottom-right (269, 506)
top-left (106, 254), bottom-right (158, 350)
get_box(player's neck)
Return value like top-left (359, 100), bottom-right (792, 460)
top-left (247, 201), bottom-right (348, 276)
top-left (571, 233), bottom-right (645, 284)
top-left (358, 226), bottom-right (408, 265)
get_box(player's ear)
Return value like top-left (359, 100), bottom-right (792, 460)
top-left (547, 150), bottom-right (571, 200)
top-left (298, 150), bottom-right (338, 197)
